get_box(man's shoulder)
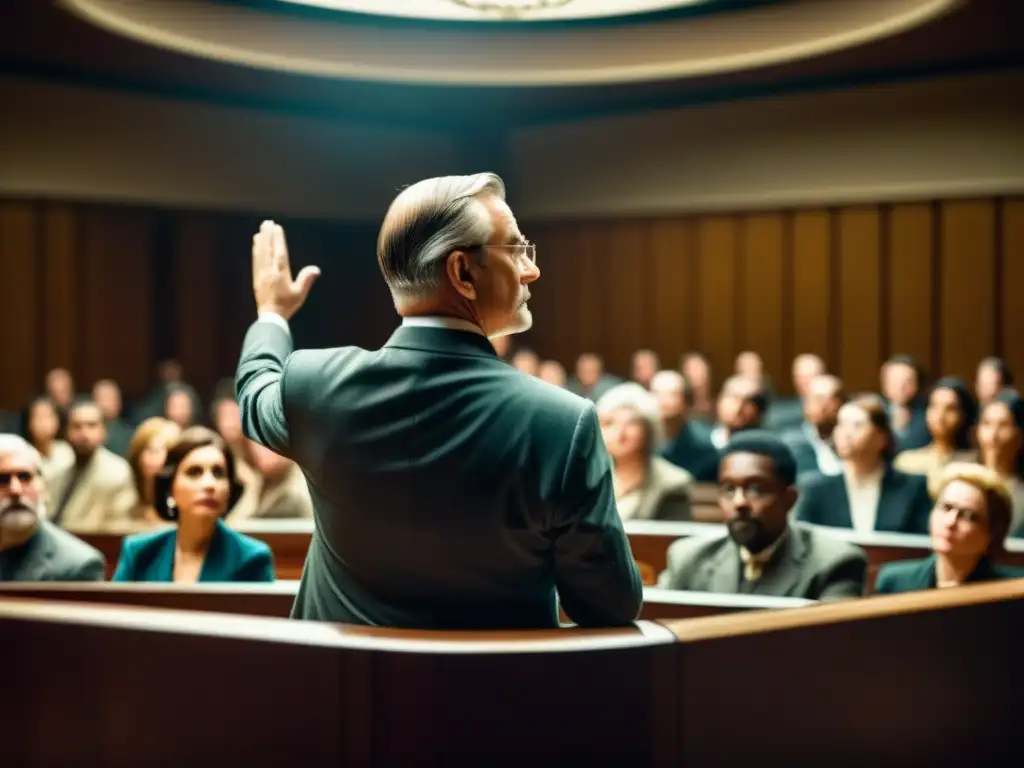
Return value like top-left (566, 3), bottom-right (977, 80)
top-left (96, 447), bottom-right (132, 479)
top-left (649, 456), bottom-right (695, 491)
top-left (667, 531), bottom-right (729, 565)
top-left (38, 521), bottom-right (105, 568)
top-left (794, 523), bottom-right (866, 566)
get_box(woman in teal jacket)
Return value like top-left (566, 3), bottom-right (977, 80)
top-left (113, 427), bottom-right (274, 583)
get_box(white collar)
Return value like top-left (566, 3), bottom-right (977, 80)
top-left (843, 463), bottom-right (885, 489)
top-left (401, 316), bottom-right (486, 337)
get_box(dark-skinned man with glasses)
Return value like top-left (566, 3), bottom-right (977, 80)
top-left (658, 431), bottom-right (866, 599)
top-left (0, 434), bottom-right (105, 582)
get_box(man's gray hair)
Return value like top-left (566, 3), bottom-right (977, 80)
top-left (377, 173), bottom-right (506, 307)
top-left (596, 383), bottom-right (666, 460)
top-left (0, 434), bottom-right (43, 472)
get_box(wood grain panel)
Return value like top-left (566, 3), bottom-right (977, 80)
top-left (40, 204), bottom-right (79, 375)
top-left (1001, 199), bottom-right (1024, 379)
top-left (0, 202), bottom-right (41, 409)
top-left (695, 216), bottom-right (738, 376)
top-left (527, 223), bottom-right (575, 363)
top-left (739, 214), bottom-right (785, 388)
top-left (649, 217), bottom-right (694, 367)
top-left (575, 224), bottom-right (606, 361)
top-left (888, 204), bottom-right (935, 373)
top-left (940, 200), bottom-right (996, 381)
top-left (837, 207), bottom-right (882, 391)
top-left (790, 211), bottom-right (832, 368)
top-left (604, 220), bottom-right (649, 376)
top-left (174, 216), bottom-right (222, 397)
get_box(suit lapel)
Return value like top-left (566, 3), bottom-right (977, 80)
top-left (751, 530), bottom-right (805, 597)
top-left (17, 526), bottom-right (55, 581)
top-left (875, 468), bottom-right (906, 532)
top-left (696, 540), bottom-right (742, 593)
top-left (825, 477), bottom-right (854, 528)
top-left (198, 521), bottom-right (229, 582)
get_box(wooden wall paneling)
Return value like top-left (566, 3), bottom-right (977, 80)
top-left (789, 211), bottom-right (832, 370)
top-left (0, 202), bottom-right (41, 410)
top-left (837, 207), bottom-right (883, 391)
top-left (887, 204), bottom-right (935, 374)
top-left (1000, 199), bottom-right (1024, 379)
top-left (174, 215), bottom-right (222, 397)
top-left (939, 200), bottom-right (996, 381)
top-left (40, 204), bottom-right (79, 378)
top-left (739, 213), bottom-right (785, 391)
top-left (648, 216), bottom-right (694, 368)
top-left (695, 216), bottom-right (739, 378)
top-left (525, 223), bottom-right (574, 364)
top-left (603, 219), bottom-right (649, 376)
top-left (575, 224), bottom-right (607, 363)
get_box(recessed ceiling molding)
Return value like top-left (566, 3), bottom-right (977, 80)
top-left (274, 0), bottom-right (715, 23)
top-left (59, 0), bottom-right (962, 87)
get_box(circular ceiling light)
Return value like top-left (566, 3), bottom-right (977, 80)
top-left (447, 0), bottom-right (575, 21)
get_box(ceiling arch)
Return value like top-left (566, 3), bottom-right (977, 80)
top-left (59, 0), bottom-right (960, 86)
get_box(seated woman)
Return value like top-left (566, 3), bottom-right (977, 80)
top-left (796, 394), bottom-right (932, 534)
top-left (113, 427), bottom-right (274, 583)
top-left (597, 383), bottom-right (695, 521)
top-left (894, 377), bottom-right (977, 497)
top-left (22, 396), bottom-right (74, 483)
top-left (875, 463), bottom-right (1018, 593)
top-left (123, 417), bottom-right (181, 531)
top-left (975, 390), bottom-right (1024, 537)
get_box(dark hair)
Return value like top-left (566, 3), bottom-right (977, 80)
top-left (67, 398), bottom-right (103, 420)
top-left (929, 377), bottom-right (978, 451)
top-left (980, 390), bottom-right (1024, 480)
top-left (846, 393), bottom-right (898, 462)
top-left (885, 354), bottom-right (927, 405)
top-left (979, 357), bottom-right (1014, 388)
top-left (21, 395), bottom-right (65, 443)
top-left (719, 430), bottom-right (798, 486)
top-left (153, 427), bottom-right (244, 521)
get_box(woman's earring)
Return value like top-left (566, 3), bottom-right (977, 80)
top-left (166, 497), bottom-right (177, 519)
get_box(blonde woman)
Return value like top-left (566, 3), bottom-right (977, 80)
top-left (875, 463), bottom-right (1019, 593)
top-left (125, 417), bottom-right (181, 529)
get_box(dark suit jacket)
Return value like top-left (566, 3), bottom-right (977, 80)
top-left (890, 404), bottom-right (930, 452)
top-left (795, 467), bottom-right (932, 534)
top-left (766, 396), bottom-right (804, 433)
top-left (112, 519), bottom-right (274, 582)
top-left (236, 321), bottom-right (642, 629)
top-left (0, 521), bottom-right (105, 582)
top-left (875, 555), bottom-right (1022, 594)
top-left (657, 524), bottom-right (867, 599)
top-left (661, 421), bottom-right (720, 483)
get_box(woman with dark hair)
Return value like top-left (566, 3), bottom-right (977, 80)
top-left (680, 352), bottom-right (715, 424)
top-left (795, 394), bottom-right (932, 534)
top-left (876, 463), bottom-right (1020, 593)
top-left (976, 390), bottom-right (1024, 537)
top-left (894, 377), bottom-right (978, 497)
top-left (112, 426), bottom-right (274, 582)
top-left (21, 396), bottom-right (74, 483)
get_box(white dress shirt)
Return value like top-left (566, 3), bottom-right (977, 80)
top-left (802, 422), bottom-right (842, 476)
top-left (257, 311), bottom-right (486, 338)
top-left (843, 465), bottom-right (885, 533)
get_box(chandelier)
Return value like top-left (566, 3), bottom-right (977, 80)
top-left (448, 0), bottom-right (576, 20)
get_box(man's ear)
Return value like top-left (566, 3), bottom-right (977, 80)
top-left (782, 485), bottom-right (799, 513)
top-left (446, 250), bottom-right (477, 300)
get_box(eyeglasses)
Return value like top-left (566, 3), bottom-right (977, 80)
top-left (481, 243), bottom-right (537, 269)
top-left (935, 501), bottom-right (987, 526)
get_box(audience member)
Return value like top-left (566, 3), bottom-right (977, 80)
top-left (767, 353), bottom-right (825, 431)
top-left (875, 463), bottom-right (1019, 593)
top-left (510, 348), bottom-right (541, 377)
top-left (631, 349), bottom-right (660, 389)
top-left (975, 390), bottom-right (1024, 537)
top-left (975, 356), bottom-right (1013, 407)
top-left (650, 370), bottom-right (707, 444)
top-left (781, 374), bottom-right (844, 481)
top-left (44, 367), bottom-right (76, 413)
top-left (47, 399), bottom-right (137, 532)
top-left (596, 383), bottom-right (694, 521)
top-left (881, 355), bottom-right (930, 451)
top-left (568, 353), bottom-right (621, 401)
top-left (126, 417), bottom-right (181, 529)
top-left (22, 396), bottom-right (74, 483)
top-left (796, 394), bottom-right (931, 533)
top-left (92, 378), bottom-right (134, 457)
top-left (537, 360), bottom-right (566, 388)
top-left (709, 375), bottom-right (766, 449)
top-left (680, 352), bottom-right (715, 423)
top-left (229, 440), bottom-right (313, 522)
top-left (658, 431), bottom-right (866, 598)
top-left (0, 434), bottom-right (105, 581)
top-left (894, 377), bottom-right (977, 497)
top-left (490, 335), bottom-right (512, 361)
top-left (113, 427), bottom-right (274, 583)
top-left (164, 383), bottom-right (198, 428)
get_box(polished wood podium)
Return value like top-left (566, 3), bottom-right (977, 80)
top-left (2, 580), bottom-right (1020, 765)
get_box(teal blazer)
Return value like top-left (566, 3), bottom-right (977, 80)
top-left (875, 555), bottom-right (1021, 594)
top-left (112, 519), bottom-right (274, 583)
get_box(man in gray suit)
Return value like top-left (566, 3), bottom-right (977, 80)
top-left (658, 431), bottom-right (866, 599)
top-left (0, 435), bottom-right (105, 581)
top-left (236, 173), bottom-right (642, 629)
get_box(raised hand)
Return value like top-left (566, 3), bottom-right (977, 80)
top-left (252, 220), bottom-right (320, 320)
